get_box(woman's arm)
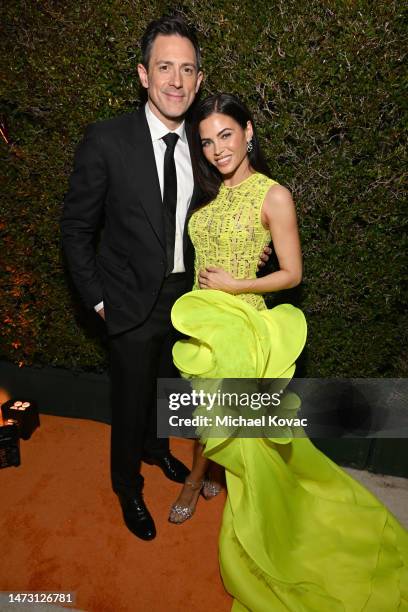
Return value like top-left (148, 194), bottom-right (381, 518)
top-left (198, 184), bottom-right (302, 294)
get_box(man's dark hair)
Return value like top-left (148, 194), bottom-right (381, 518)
top-left (141, 14), bottom-right (201, 70)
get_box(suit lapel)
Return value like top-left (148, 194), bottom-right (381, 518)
top-left (123, 108), bottom-right (166, 250)
top-left (122, 110), bottom-right (204, 257)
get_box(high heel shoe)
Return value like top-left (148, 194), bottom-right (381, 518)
top-left (202, 479), bottom-right (222, 500)
top-left (168, 478), bottom-right (204, 524)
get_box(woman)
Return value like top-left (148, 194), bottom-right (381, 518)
top-left (169, 94), bottom-right (408, 610)
top-left (168, 92), bottom-right (305, 519)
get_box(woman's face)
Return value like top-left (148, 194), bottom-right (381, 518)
top-left (199, 113), bottom-right (253, 177)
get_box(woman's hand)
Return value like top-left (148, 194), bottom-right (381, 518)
top-left (198, 266), bottom-right (239, 293)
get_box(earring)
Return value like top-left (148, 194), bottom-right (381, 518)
top-left (247, 139), bottom-right (253, 153)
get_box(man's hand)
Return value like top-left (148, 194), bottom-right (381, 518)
top-left (257, 245), bottom-right (272, 270)
top-left (98, 307), bottom-right (105, 320)
top-left (198, 267), bottom-right (239, 293)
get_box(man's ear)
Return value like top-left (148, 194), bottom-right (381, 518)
top-left (195, 71), bottom-right (204, 93)
top-left (137, 63), bottom-right (149, 89)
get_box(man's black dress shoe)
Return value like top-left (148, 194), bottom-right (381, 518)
top-left (143, 453), bottom-right (190, 484)
top-left (117, 492), bottom-right (156, 541)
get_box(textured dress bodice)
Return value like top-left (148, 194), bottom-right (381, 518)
top-left (188, 172), bottom-right (277, 311)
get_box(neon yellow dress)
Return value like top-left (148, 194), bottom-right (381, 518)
top-left (171, 172), bottom-right (408, 611)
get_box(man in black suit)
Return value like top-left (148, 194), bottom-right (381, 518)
top-left (61, 15), bottom-right (203, 541)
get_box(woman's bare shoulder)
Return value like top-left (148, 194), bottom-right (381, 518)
top-left (265, 183), bottom-right (293, 203)
top-left (262, 183), bottom-right (295, 217)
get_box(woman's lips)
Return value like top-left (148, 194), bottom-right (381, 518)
top-left (216, 155), bottom-right (232, 167)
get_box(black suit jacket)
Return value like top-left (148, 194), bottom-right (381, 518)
top-left (61, 107), bottom-right (202, 336)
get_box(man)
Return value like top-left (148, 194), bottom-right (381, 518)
top-left (61, 14), bottom-right (203, 541)
top-left (62, 14), bottom-right (270, 542)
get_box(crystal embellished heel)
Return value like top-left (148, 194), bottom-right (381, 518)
top-left (168, 478), bottom-right (204, 524)
top-left (202, 479), bottom-right (222, 500)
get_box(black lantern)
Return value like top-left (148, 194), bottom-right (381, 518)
top-left (0, 420), bottom-right (20, 468)
top-left (1, 399), bottom-right (40, 440)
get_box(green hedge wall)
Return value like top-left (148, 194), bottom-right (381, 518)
top-left (1, 1), bottom-right (406, 376)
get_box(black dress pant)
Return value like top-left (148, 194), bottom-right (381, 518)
top-left (109, 273), bottom-right (187, 496)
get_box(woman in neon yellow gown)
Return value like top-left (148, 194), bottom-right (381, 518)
top-left (169, 93), bottom-right (408, 611)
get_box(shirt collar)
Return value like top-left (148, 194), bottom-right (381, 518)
top-left (145, 102), bottom-right (187, 143)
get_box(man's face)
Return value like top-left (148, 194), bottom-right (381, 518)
top-left (138, 34), bottom-right (203, 128)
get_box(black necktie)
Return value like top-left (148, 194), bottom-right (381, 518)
top-left (162, 132), bottom-right (179, 275)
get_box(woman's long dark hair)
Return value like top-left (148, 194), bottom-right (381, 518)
top-left (191, 93), bottom-right (272, 203)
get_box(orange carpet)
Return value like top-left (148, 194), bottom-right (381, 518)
top-left (0, 415), bottom-right (231, 612)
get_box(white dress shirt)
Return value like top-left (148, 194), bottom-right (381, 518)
top-left (94, 103), bottom-right (194, 312)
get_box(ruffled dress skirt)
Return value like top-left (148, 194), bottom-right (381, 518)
top-left (171, 289), bottom-right (408, 611)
